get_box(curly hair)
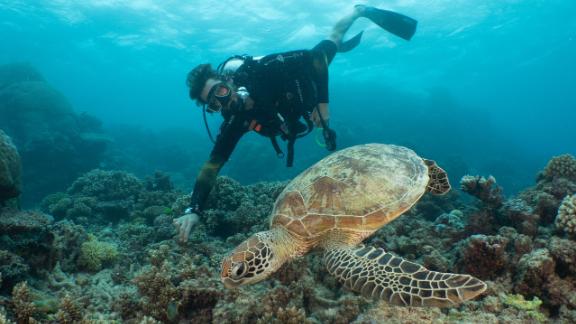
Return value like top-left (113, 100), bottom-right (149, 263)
top-left (186, 63), bottom-right (217, 104)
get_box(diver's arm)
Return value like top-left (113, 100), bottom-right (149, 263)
top-left (174, 158), bottom-right (225, 243)
top-left (188, 154), bottom-right (227, 213)
top-left (189, 118), bottom-right (245, 212)
top-left (311, 103), bottom-right (330, 127)
top-left (174, 118), bottom-right (246, 243)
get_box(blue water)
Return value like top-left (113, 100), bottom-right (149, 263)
top-left (1, 0), bottom-right (575, 199)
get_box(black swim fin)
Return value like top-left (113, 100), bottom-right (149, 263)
top-left (362, 6), bottom-right (418, 41)
top-left (338, 31), bottom-right (364, 53)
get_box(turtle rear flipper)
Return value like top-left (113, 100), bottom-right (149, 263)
top-left (324, 245), bottom-right (486, 307)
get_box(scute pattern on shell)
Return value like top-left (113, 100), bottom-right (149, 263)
top-left (271, 144), bottom-right (429, 239)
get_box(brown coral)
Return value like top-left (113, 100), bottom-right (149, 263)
top-left (133, 263), bottom-right (178, 321)
top-left (460, 175), bottom-right (503, 207)
top-left (257, 305), bottom-right (311, 324)
top-left (515, 249), bottom-right (556, 297)
top-left (10, 282), bottom-right (38, 324)
top-left (457, 234), bottom-right (509, 279)
top-left (541, 154), bottom-right (576, 181)
top-left (548, 237), bottom-right (576, 276)
top-left (54, 294), bottom-right (82, 324)
top-left (501, 198), bottom-right (540, 236)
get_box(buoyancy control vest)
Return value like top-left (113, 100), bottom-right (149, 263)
top-left (218, 50), bottom-right (319, 166)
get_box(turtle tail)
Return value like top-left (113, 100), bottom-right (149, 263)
top-left (423, 159), bottom-right (451, 195)
top-left (324, 245), bottom-right (486, 307)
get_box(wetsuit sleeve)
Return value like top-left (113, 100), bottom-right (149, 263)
top-left (188, 117), bottom-right (246, 213)
top-left (311, 40), bottom-right (337, 103)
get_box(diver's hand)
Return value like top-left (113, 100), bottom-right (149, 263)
top-left (311, 104), bottom-right (330, 127)
top-left (323, 128), bottom-right (337, 151)
top-left (173, 212), bottom-right (199, 243)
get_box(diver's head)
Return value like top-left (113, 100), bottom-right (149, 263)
top-left (203, 80), bottom-right (237, 113)
top-left (186, 63), bottom-right (217, 103)
top-left (187, 63), bottom-right (243, 113)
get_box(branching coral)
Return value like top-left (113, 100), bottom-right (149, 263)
top-left (10, 282), bottom-right (38, 323)
top-left (556, 194), bottom-right (576, 236)
top-left (54, 294), bottom-right (83, 324)
top-left (460, 175), bottom-right (503, 207)
top-left (133, 263), bottom-right (178, 321)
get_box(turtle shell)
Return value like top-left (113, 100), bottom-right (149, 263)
top-left (271, 144), bottom-right (429, 241)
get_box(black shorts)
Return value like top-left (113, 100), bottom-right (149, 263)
top-left (312, 40), bottom-right (337, 65)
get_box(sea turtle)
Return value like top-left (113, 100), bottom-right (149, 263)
top-left (220, 143), bottom-right (486, 307)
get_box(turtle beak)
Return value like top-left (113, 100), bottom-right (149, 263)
top-left (222, 277), bottom-right (242, 289)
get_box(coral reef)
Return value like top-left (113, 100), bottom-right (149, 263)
top-left (540, 154), bottom-right (576, 181)
top-left (556, 194), bottom-right (576, 236)
top-left (460, 174), bottom-right (503, 207)
top-left (185, 176), bottom-right (286, 239)
top-left (10, 282), bottom-right (38, 323)
top-left (548, 236), bottom-right (576, 276)
top-left (54, 294), bottom-right (83, 324)
top-left (456, 234), bottom-right (509, 280)
top-left (0, 152), bottom-right (575, 322)
top-left (515, 249), bottom-right (556, 296)
top-left (41, 169), bottom-right (180, 224)
top-left (0, 63), bottom-right (108, 206)
top-left (0, 130), bottom-right (21, 207)
top-left (49, 221), bottom-right (88, 273)
top-left (77, 234), bottom-right (119, 272)
top-left (0, 208), bottom-right (54, 283)
top-left (500, 198), bottom-right (540, 236)
top-left (0, 250), bottom-right (29, 293)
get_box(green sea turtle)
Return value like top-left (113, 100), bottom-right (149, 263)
top-left (221, 143), bottom-right (486, 307)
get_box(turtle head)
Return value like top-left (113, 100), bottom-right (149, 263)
top-left (221, 229), bottom-right (289, 288)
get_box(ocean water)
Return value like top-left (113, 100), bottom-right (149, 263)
top-left (1, 0), bottom-right (575, 202)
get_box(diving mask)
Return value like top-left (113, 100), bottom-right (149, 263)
top-left (206, 82), bottom-right (233, 113)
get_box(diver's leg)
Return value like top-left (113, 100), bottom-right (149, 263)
top-left (308, 6), bottom-right (368, 142)
top-left (328, 5), bottom-right (365, 50)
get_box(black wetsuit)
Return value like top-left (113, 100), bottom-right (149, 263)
top-left (188, 40), bottom-right (337, 213)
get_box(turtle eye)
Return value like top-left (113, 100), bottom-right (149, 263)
top-left (231, 262), bottom-right (248, 279)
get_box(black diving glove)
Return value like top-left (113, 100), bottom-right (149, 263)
top-left (323, 128), bottom-right (337, 151)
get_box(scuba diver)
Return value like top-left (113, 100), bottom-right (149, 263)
top-left (174, 5), bottom-right (418, 242)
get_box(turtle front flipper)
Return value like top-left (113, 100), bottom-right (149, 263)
top-left (324, 245), bottom-right (486, 307)
top-left (423, 159), bottom-right (451, 195)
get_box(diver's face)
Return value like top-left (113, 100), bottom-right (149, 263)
top-left (200, 78), bottom-right (236, 113)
